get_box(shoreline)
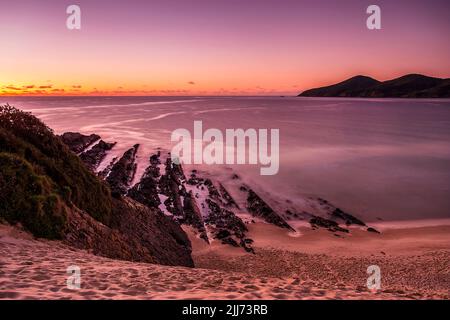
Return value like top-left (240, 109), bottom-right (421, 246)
top-left (1, 223), bottom-right (449, 300)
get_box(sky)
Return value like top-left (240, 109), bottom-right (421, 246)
top-left (0, 0), bottom-right (449, 96)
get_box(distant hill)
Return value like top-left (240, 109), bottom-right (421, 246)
top-left (299, 74), bottom-right (450, 98)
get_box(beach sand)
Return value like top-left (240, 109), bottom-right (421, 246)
top-left (1, 222), bottom-right (448, 300)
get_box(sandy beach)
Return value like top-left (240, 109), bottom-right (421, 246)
top-left (1, 222), bottom-right (448, 300)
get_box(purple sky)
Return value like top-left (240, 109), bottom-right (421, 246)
top-left (1, 0), bottom-right (449, 95)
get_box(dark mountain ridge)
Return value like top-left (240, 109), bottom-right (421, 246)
top-left (299, 74), bottom-right (450, 98)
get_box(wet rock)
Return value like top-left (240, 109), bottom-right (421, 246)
top-left (219, 183), bottom-right (239, 209)
top-left (106, 144), bottom-right (139, 197)
top-left (158, 156), bottom-right (186, 217)
top-left (60, 132), bottom-right (100, 154)
top-left (98, 157), bottom-right (118, 179)
top-left (309, 216), bottom-right (349, 233)
top-left (367, 227), bottom-right (381, 234)
top-left (205, 198), bottom-right (254, 253)
top-left (127, 153), bottom-right (161, 209)
top-left (331, 208), bottom-right (366, 226)
top-left (79, 140), bottom-right (116, 171)
top-left (182, 192), bottom-right (209, 242)
top-left (246, 189), bottom-right (294, 231)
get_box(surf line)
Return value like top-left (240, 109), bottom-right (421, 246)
top-left (170, 120), bottom-right (279, 176)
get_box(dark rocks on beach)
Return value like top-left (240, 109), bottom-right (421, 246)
top-left (158, 156), bottom-right (186, 218)
top-left (246, 189), bottom-right (294, 231)
top-left (79, 140), bottom-right (116, 171)
top-left (204, 198), bottom-right (254, 253)
top-left (331, 208), bottom-right (366, 226)
top-left (60, 132), bottom-right (100, 154)
top-left (367, 227), bottom-right (381, 234)
top-left (106, 144), bottom-right (139, 197)
top-left (309, 216), bottom-right (349, 233)
top-left (183, 192), bottom-right (209, 242)
top-left (127, 153), bottom-right (161, 209)
top-left (98, 157), bottom-right (118, 179)
top-left (219, 183), bottom-right (239, 209)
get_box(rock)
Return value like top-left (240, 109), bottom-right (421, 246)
top-left (60, 132), bottom-right (100, 154)
top-left (204, 198), bottom-right (253, 252)
top-left (367, 227), bottom-right (381, 234)
top-left (106, 144), bottom-right (139, 196)
top-left (65, 197), bottom-right (194, 267)
top-left (158, 156), bottom-right (186, 217)
top-left (79, 140), bottom-right (116, 171)
top-left (127, 153), bottom-right (161, 209)
top-left (309, 216), bottom-right (349, 233)
top-left (246, 189), bottom-right (294, 231)
top-left (219, 183), bottom-right (239, 209)
top-left (182, 192), bottom-right (209, 242)
top-left (331, 208), bottom-right (366, 226)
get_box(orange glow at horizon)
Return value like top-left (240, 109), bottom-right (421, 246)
top-left (1, 0), bottom-right (449, 96)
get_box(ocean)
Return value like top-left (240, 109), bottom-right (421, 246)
top-left (3, 96), bottom-right (450, 221)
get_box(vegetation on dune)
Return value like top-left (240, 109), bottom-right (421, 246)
top-left (0, 153), bottom-right (67, 238)
top-left (0, 104), bottom-right (113, 237)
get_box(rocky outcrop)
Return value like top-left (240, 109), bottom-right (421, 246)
top-left (309, 216), bottom-right (349, 233)
top-left (315, 198), bottom-right (366, 227)
top-left (331, 208), bottom-right (366, 226)
top-left (110, 197), bottom-right (194, 267)
top-left (65, 197), bottom-right (194, 267)
top-left (219, 183), bottom-right (239, 209)
top-left (246, 189), bottom-right (294, 231)
top-left (204, 199), bottom-right (253, 253)
top-left (60, 132), bottom-right (100, 154)
top-left (367, 227), bottom-right (381, 234)
top-left (1, 106), bottom-right (194, 268)
top-left (127, 153), bottom-right (161, 208)
top-left (106, 144), bottom-right (139, 196)
top-left (79, 140), bottom-right (116, 171)
top-left (182, 192), bottom-right (209, 242)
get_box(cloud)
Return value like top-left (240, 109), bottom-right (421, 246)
top-left (51, 88), bottom-right (65, 92)
top-left (5, 86), bottom-right (21, 90)
top-left (39, 85), bottom-right (53, 89)
top-left (72, 85), bottom-right (82, 89)
top-left (23, 85), bottom-right (35, 89)
top-left (188, 81), bottom-right (195, 85)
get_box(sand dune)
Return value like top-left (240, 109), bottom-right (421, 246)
top-left (1, 224), bottom-right (448, 300)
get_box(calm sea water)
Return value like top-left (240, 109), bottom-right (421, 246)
top-left (3, 96), bottom-right (450, 221)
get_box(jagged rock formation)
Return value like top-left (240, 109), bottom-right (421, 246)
top-left (60, 132), bottom-right (100, 154)
top-left (246, 189), bottom-right (294, 231)
top-left (79, 140), bottom-right (116, 171)
top-left (127, 153), bottom-right (161, 208)
top-left (0, 105), bottom-right (193, 267)
top-left (106, 144), bottom-right (139, 196)
top-left (331, 208), bottom-right (365, 226)
top-left (309, 216), bottom-right (349, 233)
top-left (56, 129), bottom-right (375, 254)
